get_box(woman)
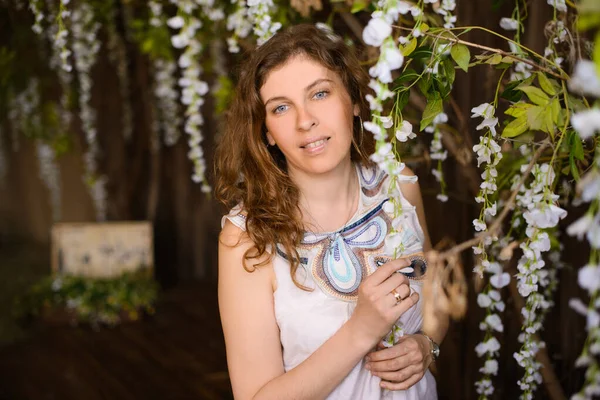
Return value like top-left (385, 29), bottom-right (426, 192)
top-left (215, 24), bottom-right (447, 400)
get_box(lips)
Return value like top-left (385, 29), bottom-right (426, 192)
top-left (300, 137), bottom-right (331, 149)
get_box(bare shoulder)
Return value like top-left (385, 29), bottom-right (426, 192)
top-left (398, 166), bottom-right (420, 198)
top-left (218, 221), bottom-right (283, 398)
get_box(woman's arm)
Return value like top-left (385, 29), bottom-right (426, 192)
top-left (219, 220), bottom-right (418, 400)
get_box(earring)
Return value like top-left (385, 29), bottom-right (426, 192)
top-left (357, 115), bottom-right (364, 148)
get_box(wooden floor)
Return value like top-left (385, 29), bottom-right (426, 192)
top-left (0, 282), bottom-right (233, 400)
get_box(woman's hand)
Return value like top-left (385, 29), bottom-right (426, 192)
top-left (347, 259), bottom-right (420, 349)
top-left (365, 334), bottom-right (432, 390)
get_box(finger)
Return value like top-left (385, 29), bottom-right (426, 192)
top-left (378, 273), bottom-right (409, 298)
top-left (367, 354), bottom-right (413, 373)
top-left (368, 258), bottom-right (411, 286)
top-left (391, 291), bottom-right (420, 315)
top-left (367, 343), bottom-right (411, 362)
top-left (375, 365), bottom-right (423, 383)
top-left (381, 370), bottom-right (424, 391)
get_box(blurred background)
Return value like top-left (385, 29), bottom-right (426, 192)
top-left (0, 0), bottom-right (593, 399)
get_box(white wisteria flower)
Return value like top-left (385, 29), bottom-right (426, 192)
top-left (547, 0), bottom-right (567, 13)
top-left (571, 108), bottom-right (600, 140)
top-left (569, 60), bottom-right (600, 98)
top-left (363, 17), bottom-right (392, 47)
top-left (567, 214), bottom-right (595, 242)
top-left (499, 18), bottom-right (519, 31)
top-left (471, 103), bottom-right (499, 134)
top-left (579, 264), bottom-right (600, 293)
top-left (480, 359), bottom-right (499, 375)
top-left (395, 120), bottom-right (415, 142)
top-left (369, 38), bottom-right (404, 83)
top-left (167, 15), bottom-right (185, 29)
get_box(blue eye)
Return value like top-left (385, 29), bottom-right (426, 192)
top-left (273, 105), bottom-right (288, 114)
top-left (314, 90), bottom-right (329, 99)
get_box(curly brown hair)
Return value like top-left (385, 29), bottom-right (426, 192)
top-left (215, 24), bottom-right (375, 288)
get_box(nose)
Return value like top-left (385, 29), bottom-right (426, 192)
top-left (296, 105), bottom-right (318, 131)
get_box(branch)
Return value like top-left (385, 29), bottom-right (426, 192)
top-left (339, 12), bottom-right (365, 45)
top-left (392, 25), bottom-right (567, 81)
top-left (438, 140), bottom-right (551, 259)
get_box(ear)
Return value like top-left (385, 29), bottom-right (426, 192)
top-left (353, 104), bottom-right (360, 117)
top-left (266, 132), bottom-right (276, 146)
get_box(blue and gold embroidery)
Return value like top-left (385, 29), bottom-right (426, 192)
top-left (276, 165), bottom-right (427, 302)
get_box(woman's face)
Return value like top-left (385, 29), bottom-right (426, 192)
top-left (260, 54), bottom-right (358, 177)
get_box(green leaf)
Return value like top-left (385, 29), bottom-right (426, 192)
top-left (420, 96), bottom-right (444, 131)
top-left (450, 44), bottom-right (470, 72)
top-left (501, 80), bottom-right (524, 102)
top-left (526, 106), bottom-right (546, 131)
top-left (401, 38), bottom-right (418, 56)
top-left (515, 75), bottom-right (536, 89)
top-left (396, 90), bottom-right (410, 111)
top-left (442, 57), bottom-right (456, 87)
top-left (537, 72), bottom-right (556, 96)
top-left (519, 86), bottom-right (550, 106)
top-left (351, 0), bottom-right (368, 13)
top-left (417, 76), bottom-right (431, 96)
top-left (550, 98), bottom-right (561, 125)
top-left (527, 105), bottom-right (554, 135)
top-left (393, 69), bottom-right (419, 86)
top-left (408, 46), bottom-right (433, 60)
top-left (505, 103), bottom-right (533, 118)
top-left (486, 54), bottom-right (503, 65)
top-left (571, 133), bottom-right (585, 161)
top-left (502, 116), bottom-right (529, 138)
top-left (570, 155), bottom-right (580, 181)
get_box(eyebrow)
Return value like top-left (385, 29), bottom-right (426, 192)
top-left (264, 78), bottom-right (334, 107)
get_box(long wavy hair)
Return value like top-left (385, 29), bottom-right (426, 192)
top-left (215, 24), bottom-right (375, 288)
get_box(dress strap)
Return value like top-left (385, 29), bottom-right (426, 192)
top-left (221, 203), bottom-right (247, 231)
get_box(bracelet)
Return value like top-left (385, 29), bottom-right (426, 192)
top-left (417, 330), bottom-right (440, 361)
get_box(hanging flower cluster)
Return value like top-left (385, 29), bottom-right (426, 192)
top-left (567, 58), bottom-right (600, 400)
top-left (148, 1), bottom-right (183, 147)
top-left (71, 3), bottom-right (107, 221)
top-left (225, 0), bottom-right (252, 53)
top-left (512, 162), bottom-right (566, 399)
top-left (42, 3), bottom-right (74, 151)
top-left (28, 0), bottom-right (44, 35)
top-left (363, 0), bottom-right (426, 347)
top-left (247, 0), bottom-right (282, 46)
top-left (55, 0), bottom-right (73, 73)
top-left (470, 101), bottom-right (506, 397)
top-left (471, 103), bottom-right (501, 264)
top-left (168, 0), bottom-right (224, 191)
top-left (153, 59), bottom-right (183, 146)
top-left (474, 258), bottom-right (509, 398)
top-left (7, 78), bottom-right (41, 152)
top-left (106, 9), bottom-right (133, 142)
top-left (429, 0), bottom-right (456, 29)
top-left (424, 112), bottom-right (448, 202)
top-left (36, 141), bottom-right (62, 222)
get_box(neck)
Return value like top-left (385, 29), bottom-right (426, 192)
top-left (290, 158), bottom-right (359, 232)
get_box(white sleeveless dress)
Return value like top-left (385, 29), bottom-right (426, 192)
top-left (223, 164), bottom-right (438, 400)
